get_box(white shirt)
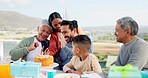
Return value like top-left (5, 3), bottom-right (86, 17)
top-left (63, 54), bottom-right (102, 74)
top-left (27, 37), bottom-right (42, 61)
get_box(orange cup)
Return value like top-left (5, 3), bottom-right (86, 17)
top-left (0, 63), bottom-right (12, 78)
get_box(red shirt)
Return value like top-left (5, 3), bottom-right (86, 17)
top-left (48, 31), bottom-right (61, 57)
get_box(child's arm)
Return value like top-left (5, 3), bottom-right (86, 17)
top-left (71, 70), bottom-right (82, 75)
top-left (63, 57), bottom-right (75, 73)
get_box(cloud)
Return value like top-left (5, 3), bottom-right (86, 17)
top-left (58, 0), bottom-right (66, 2)
top-left (0, 0), bottom-right (31, 5)
top-left (0, 0), bottom-right (11, 2)
top-left (6, 3), bottom-right (15, 8)
top-left (14, 0), bottom-right (31, 5)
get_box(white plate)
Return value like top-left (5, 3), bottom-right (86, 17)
top-left (81, 73), bottom-right (102, 78)
top-left (54, 73), bottom-right (80, 78)
top-left (41, 63), bottom-right (59, 69)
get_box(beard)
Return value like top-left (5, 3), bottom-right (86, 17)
top-left (64, 36), bottom-right (72, 43)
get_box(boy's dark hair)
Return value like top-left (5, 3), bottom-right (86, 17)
top-left (72, 35), bottom-right (91, 50)
top-left (61, 20), bottom-right (78, 33)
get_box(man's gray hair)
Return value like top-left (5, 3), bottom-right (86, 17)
top-left (116, 16), bottom-right (139, 35)
top-left (40, 19), bottom-right (53, 33)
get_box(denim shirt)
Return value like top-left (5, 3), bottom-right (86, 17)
top-left (54, 46), bottom-right (73, 70)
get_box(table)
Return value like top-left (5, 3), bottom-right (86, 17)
top-left (40, 69), bottom-right (104, 78)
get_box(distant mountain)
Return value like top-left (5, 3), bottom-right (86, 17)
top-left (82, 25), bottom-right (148, 34)
top-left (82, 26), bottom-right (114, 34)
top-left (0, 11), bottom-right (42, 31)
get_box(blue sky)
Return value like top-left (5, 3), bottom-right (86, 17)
top-left (0, 0), bottom-right (148, 27)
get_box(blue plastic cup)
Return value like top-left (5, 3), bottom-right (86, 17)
top-left (141, 71), bottom-right (148, 78)
top-left (47, 70), bottom-right (56, 78)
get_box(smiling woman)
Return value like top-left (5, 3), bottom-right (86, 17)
top-left (9, 22), bottom-right (52, 61)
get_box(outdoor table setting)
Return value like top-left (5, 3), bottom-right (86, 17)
top-left (1, 59), bottom-right (147, 78)
top-left (40, 66), bottom-right (103, 78)
top-left (10, 61), bottom-right (60, 78)
top-left (0, 60), bottom-right (59, 78)
top-left (0, 60), bottom-right (103, 78)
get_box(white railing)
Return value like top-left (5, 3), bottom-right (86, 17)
top-left (0, 41), bottom-right (3, 60)
top-left (0, 40), bottom-right (20, 60)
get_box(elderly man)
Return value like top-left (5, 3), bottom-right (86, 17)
top-left (9, 21), bottom-right (52, 61)
top-left (114, 16), bottom-right (148, 70)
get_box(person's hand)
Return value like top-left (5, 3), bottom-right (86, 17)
top-left (26, 42), bottom-right (39, 52)
top-left (43, 48), bottom-right (48, 55)
top-left (66, 70), bottom-right (75, 73)
top-left (72, 70), bottom-right (82, 76)
top-left (59, 33), bottom-right (66, 48)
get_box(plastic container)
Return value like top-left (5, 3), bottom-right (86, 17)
top-left (10, 62), bottom-right (41, 77)
top-left (0, 56), bottom-right (12, 78)
top-left (141, 71), bottom-right (148, 78)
